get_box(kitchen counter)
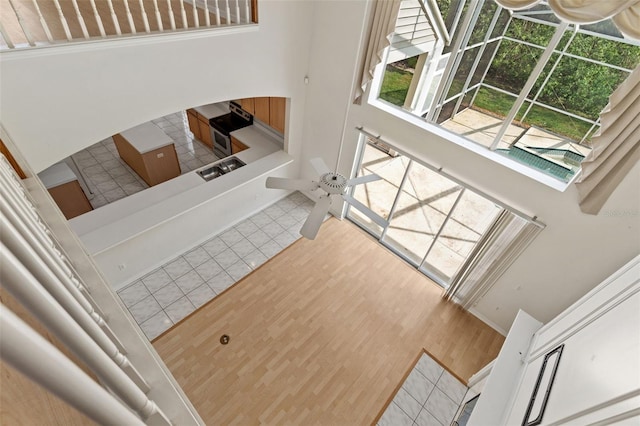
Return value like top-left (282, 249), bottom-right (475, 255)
top-left (38, 161), bottom-right (77, 188)
top-left (193, 102), bottom-right (229, 120)
top-left (69, 123), bottom-right (294, 287)
top-left (118, 122), bottom-right (174, 154)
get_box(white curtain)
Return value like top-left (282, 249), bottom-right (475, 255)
top-left (574, 65), bottom-right (640, 214)
top-left (493, 0), bottom-right (640, 40)
top-left (354, 0), bottom-right (402, 104)
top-left (445, 210), bottom-right (543, 309)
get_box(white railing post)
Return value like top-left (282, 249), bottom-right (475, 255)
top-left (107, 0), bottom-right (123, 35)
top-left (70, 0), bottom-right (90, 39)
top-left (1, 214), bottom-right (148, 389)
top-left (244, 0), bottom-right (250, 23)
top-left (166, 0), bottom-right (177, 30)
top-left (179, 0), bottom-right (188, 28)
top-left (152, 0), bottom-right (164, 30)
top-left (123, 0), bottom-right (137, 34)
top-left (31, 0), bottom-right (54, 42)
top-left (235, 0), bottom-right (241, 25)
top-left (7, 0), bottom-right (36, 46)
top-left (225, 0), bottom-right (231, 24)
top-left (203, 0), bottom-right (211, 26)
top-left (0, 21), bottom-right (15, 48)
top-left (139, 0), bottom-right (151, 33)
top-left (0, 246), bottom-right (171, 425)
top-left (214, 0), bottom-right (221, 26)
top-left (193, 0), bottom-right (200, 28)
top-left (89, 0), bottom-right (107, 37)
top-left (0, 306), bottom-right (146, 426)
top-left (52, 0), bottom-right (73, 41)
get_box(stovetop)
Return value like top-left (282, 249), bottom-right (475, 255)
top-left (210, 102), bottom-right (253, 135)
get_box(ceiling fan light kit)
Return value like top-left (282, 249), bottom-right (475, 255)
top-left (265, 157), bottom-right (387, 240)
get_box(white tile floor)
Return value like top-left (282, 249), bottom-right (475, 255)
top-left (71, 111), bottom-right (218, 209)
top-left (377, 352), bottom-right (478, 426)
top-left (117, 191), bottom-right (314, 340)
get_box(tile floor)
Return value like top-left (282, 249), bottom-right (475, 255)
top-left (71, 111), bottom-right (218, 209)
top-left (117, 191), bottom-right (314, 340)
top-left (377, 352), bottom-right (478, 426)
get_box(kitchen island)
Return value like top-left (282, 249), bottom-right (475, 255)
top-left (113, 122), bottom-right (181, 186)
top-left (69, 123), bottom-right (294, 289)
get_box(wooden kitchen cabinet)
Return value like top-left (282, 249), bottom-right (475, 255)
top-left (239, 98), bottom-right (255, 114)
top-left (186, 109), bottom-right (201, 139)
top-left (48, 181), bottom-right (93, 219)
top-left (238, 97), bottom-right (286, 134)
top-left (231, 136), bottom-right (248, 154)
top-left (197, 114), bottom-right (213, 148)
top-left (269, 97), bottom-right (286, 134)
top-left (187, 108), bottom-right (213, 148)
top-left (253, 97), bottom-right (270, 124)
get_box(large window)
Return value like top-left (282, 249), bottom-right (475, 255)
top-left (374, 0), bottom-right (640, 183)
top-left (349, 138), bottom-right (502, 287)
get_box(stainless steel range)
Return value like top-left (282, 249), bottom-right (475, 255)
top-left (209, 102), bottom-right (253, 158)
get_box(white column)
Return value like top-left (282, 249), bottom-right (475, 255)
top-left (213, 0), bottom-right (221, 26)
top-left (0, 21), bottom-right (15, 49)
top-left (0, 306), bottom-right (146, 426)
top-left (123, 0), bottom-right (137, 34)
top-left (179, 0), bottom-right (188, 28)
top-left (139, 0), bottom-right (151, 32)
top-left (203, 0), bottom-right (211, 26)
top-left (166, 0), bottom-right (177, 30)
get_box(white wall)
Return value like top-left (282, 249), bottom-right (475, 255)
top-left (345, 95), bottom-right (640, 333)
top-left (0, 0), bottom-right (313, 173)
top-left (2, 0), bottom-right (638, 334)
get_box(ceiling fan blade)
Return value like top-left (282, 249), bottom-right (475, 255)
top-left (343, 193), bottom-right (389, 228)
top-left (266, 177), bottom-right (319, 191)
top-left (309, 157), bottom-right (331, 176)
top-left (299, 195), bottom-right (332, 240)
top-left (347, 173), bottom-right (381, 186)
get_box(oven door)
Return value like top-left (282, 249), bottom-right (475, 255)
top-left (211, 127), bottom-right (231, 158)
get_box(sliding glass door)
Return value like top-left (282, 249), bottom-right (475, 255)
top-left (348, 138), bottom-right (502, 287)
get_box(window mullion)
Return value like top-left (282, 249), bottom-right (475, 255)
top-left (489, 20), bottom-right (570, 150)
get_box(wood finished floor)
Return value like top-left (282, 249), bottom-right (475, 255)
top-left (153, 218), bottom-right (504, 425)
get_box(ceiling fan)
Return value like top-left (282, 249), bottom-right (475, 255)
top-left (265, 157), bottom-right (389, 239)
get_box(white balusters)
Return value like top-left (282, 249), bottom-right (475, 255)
top-left (0, 307), bottom-right (146, 426)
top-left (89, 0), bottom-right (106, 37)
top-left (214, 0), bottom-right (221, 26)
top-left (107, 0), bottom-right (122, 35)
top-left (138, 0), bottom-right (151, 32)
top-left (52, 0), bottom-right (72, 41)
top-left (1, 215), bottom-right (148, 390)
top-left (203, 0), bottom-right (211, 27)
top-left (123, 0), bottom-right (137, 34)
top-left (31, 0), bottom-right (54, 42)
top-left (70, 0), bottom-right (89, 39)
top-left (193, 0), bottom-right (200, 28)
top-left (179, 0), bottom-right (188, 28)
top-left (225, 0), bottom-right (231, 24)
top-left (244, 0), bottom-right (250, 23)
top-left (152, 0), bottom-right (164, 31)
top-left (0, 21), bottom-right (15, 48)
top-left (7, 0), bottom-right (36, 46)
top-left (1, 0), bottom-right (241, 50)
top-left (166, 0), bottom-right (177, 30)
top-left (1, 246), bottom-right (170, 425)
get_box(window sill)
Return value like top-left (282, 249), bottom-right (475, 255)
top-left (368, 98), bottom-right (576, 192)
